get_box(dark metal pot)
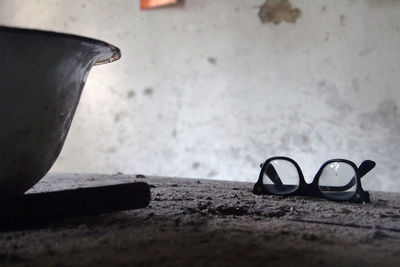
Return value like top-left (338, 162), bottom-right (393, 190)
top-left (0, 26), bottom-right (121, 195)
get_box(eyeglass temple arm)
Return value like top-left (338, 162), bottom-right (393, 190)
top-left (260, 163), bottom-right (283, 185)
top-left (319, 160), bottom-right (376, 192)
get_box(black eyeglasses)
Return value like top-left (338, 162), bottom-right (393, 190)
top-left (253, 156), bottom-right (376, 203)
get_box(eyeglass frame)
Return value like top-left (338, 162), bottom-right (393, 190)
top-left (252, 156), bottom-right (376, 203)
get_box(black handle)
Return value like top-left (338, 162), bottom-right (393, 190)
top-left (0, 182), bottom-right (151, 226)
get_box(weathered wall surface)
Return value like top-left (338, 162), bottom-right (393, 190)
top-left (1, 0), bottom-right (399, 191)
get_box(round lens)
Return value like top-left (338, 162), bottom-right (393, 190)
top-left (318, 161), bottom-right (357, 200)
top-left (262, 159), bottom-right (300, 194)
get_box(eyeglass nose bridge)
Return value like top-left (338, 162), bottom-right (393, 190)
top-left (297, 181), bottom-right (323, 197)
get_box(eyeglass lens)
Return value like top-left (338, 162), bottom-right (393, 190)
top-left (262, 159), bottom-right (299, 194)
top-left (318, 161), bottom-right (357, 200)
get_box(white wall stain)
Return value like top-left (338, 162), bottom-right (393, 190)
top-left (1, 0), bottom-right (400, 191)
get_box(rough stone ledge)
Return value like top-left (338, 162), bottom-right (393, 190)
top-left (0, 173), bottom-right (399, 266)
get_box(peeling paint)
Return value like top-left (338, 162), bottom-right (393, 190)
top-left (352, 79), bottom-right (360, 92)
top-left (258, 0), bottom-right (301, 24)
top-left (143, 88), bottom-right (154, 96)
top-left (207, 57), bottom-right (217, 65)
top-left (318, 80), bottom-right (353, 115)
top-left (360, 99), bottom-right (400, 132)
top-left (340, 15), bottom-right (347, 26)
top-left (127, 90), bottom-right (136, 99)
top-left (192, 162), bottom-right (200, 169)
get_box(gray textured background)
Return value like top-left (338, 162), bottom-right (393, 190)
top-left (1, 0), bottom-right (399, 191)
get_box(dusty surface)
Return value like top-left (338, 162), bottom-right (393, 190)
top-left (0, 173), bottom-right (400, 266)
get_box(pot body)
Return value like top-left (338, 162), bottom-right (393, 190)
top-left (0, 27), bottom-right (120, 195)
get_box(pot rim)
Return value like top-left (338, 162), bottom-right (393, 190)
top-left (0, 26), bottom-right (121, 65)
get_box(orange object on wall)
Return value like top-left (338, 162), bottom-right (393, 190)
top-left (141, 0), bottom-right (178, 9)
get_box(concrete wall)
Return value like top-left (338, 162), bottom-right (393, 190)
top-left (1, 0), bottom-right (399, 191)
